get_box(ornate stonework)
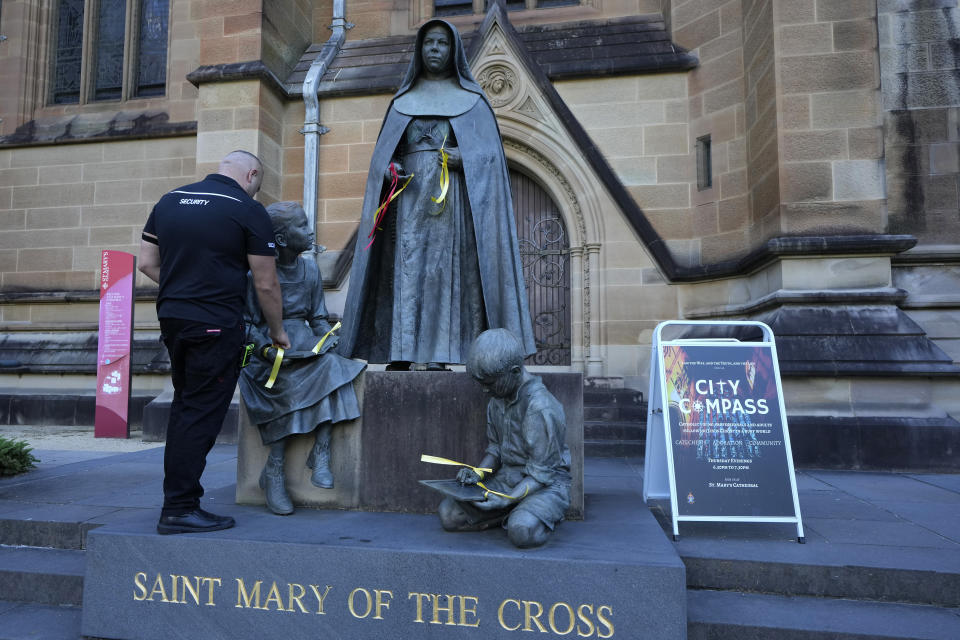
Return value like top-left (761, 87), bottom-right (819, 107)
top-left (477, 64), bottom-right (519, 108)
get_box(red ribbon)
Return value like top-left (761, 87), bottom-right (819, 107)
top-left (365, 163), bottom-right (413, 251)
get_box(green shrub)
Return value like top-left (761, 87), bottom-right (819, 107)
top-left (0, 436), bottom-right (39, 476)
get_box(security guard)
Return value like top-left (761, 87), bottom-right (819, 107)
top-left (139, 150), bottom-right (291, 535)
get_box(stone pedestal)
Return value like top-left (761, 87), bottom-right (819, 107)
top-left (236, 371), bottom-right (584, 518)
top-left (81, 465), bottom-right (684, 640)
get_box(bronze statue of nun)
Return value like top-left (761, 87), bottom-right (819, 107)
top-left (337, 19), bottom-right (535, 371)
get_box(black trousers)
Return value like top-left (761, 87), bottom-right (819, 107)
top-left (159, 317), bottom-right (243, 516)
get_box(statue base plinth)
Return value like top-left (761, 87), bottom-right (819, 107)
top-left (236, 370), bottom-right (584, 518)
top-left (81, 462), bottom-right (684, 639)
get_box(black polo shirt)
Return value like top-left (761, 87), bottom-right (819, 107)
top-left (142, 174), bottom-right (275, 327)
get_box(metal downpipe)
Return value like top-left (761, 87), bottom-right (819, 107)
top-left (302, 0), bottom-right (349, 253)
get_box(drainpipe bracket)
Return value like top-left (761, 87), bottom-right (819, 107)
top-left (300, 124), bottom-right (331, 136)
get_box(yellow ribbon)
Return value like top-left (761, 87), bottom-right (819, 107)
top-left (420, 454), bottom-right (525, 501)
top-left (264, 347), bottom-right (284, 389)
top-left (430, 135), bottom-right (449, 215)
top-left (312, 321), bottom-right (342, 354)
top-left (478, 482), bottom-right (528, 501)
top-left (420, 454), bottom-right (491, 476)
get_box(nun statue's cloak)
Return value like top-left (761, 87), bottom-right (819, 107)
top-left (337, 19), bottom-right (536, 366)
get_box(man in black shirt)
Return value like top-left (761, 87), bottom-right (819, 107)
top-left (139, 150), bottom-right (291, 535)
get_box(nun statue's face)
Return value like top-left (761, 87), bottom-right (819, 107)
top-left (421, 25), bottom-right (452, 77)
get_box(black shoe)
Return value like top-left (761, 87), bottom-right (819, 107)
top-left (195, 508), bottom-right (236, 525)
top-left (157, 509), bottom-right (236, 535)
top-left (385, 361), bottom-right (411, 371)
top-left (426, 362), bottom-right (450, 371)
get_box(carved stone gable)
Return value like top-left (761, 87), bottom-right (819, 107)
top-left (469, 20), bottom-right (562, 135)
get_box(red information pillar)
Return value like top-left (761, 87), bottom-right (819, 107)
top-left (95, 250), bottom-right (136, 438)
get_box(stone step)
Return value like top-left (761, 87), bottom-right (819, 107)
top-left (0, 546), bottom-right (85, 606)
top-left (0, 393), bottom-right (155, 427)
top-left (0, 601), bottom-right (82, 640)
top-left (583, 439), bottom-right (644, 457)
top-left (687, 589), bottom-right (960, 640)
top-left (677, 538), bottom-right (960, 608)
top-left (583, 420), bottom-right (646, 441)
top-left (0, 517), bottom-right (93, 550)
top-left (583, 403), bottom-right (647, 421)
top-left (583, 387), bottom-right (644, 407)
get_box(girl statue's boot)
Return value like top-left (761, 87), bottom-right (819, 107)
top-left (306, 424), bottom-right (334, 489)
top-left (258, 450), bottom-right (294, 515)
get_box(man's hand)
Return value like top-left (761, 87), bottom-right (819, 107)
top-left (457, 467), bottom-right (481, 485)
top-left (269, 327), bottom-right (291, 350)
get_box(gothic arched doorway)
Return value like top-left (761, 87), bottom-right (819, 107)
top-left (510, 169), bottom-right (571, 366)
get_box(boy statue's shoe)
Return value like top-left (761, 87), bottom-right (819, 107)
top-left (157, 509), bottom-right (236, 535)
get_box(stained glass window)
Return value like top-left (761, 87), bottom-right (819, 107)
top-left (52, 0), bottom-right (85, 104)
top-left (50, 0), bottom-right (169, 104)
top-left (434, 0), bottom-right (472, 17)
top-left (134, 0), bottom-right (168, 97)
top-left (93, 0), bottom-right (126, 101)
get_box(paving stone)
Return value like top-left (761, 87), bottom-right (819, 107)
top-left (804, 517), bottom-right (960, 549)
top-left (688, 590), bottom-right (960, 640)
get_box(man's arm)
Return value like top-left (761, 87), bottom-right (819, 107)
top-left (247, 254), bottom-right (291, 349)
top-left (138, 239), bottom-right (161, 283)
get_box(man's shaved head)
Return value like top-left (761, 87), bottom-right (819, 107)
top-left (218, 150), bottom-right (264, 197)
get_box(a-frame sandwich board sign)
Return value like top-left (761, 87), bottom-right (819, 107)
top-left (643, 320), bottom-right (804, 543)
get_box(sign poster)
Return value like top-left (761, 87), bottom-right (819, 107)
top-left (662, 343), bottom-right (795, 518)
top-left (95, 250), bottom-right (136, 438)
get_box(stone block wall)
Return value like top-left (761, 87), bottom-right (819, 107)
top-left (671, 0), bottom-right (751, 264)
top-left (554, 74), bottom-right (696, 265)
top-left (309, 93), bottom-right (394, 255)
top-left (263, 0), bottom-right (314, 80)
top-left (879, 0), bottom-right (960, 245)
top-left (0, 137), bottom-right (196, 295)
top-left (774, 0), bottom-right (886, 237)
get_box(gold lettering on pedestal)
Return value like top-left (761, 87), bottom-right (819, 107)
top-left (549, 602), bottom-right (575, 635)
top-left (236, 579), bottom-right (263, 609)
top-left (498, 599), bottom-right (522, 630)
top-left (263, 582), bottom-right (285, 611)
top-left (576, 604), bottom-right (595, 637)
top-left (524, 600), bottom-right (548, 632)
top-left (288, 583), bottom-right (308, 613)
top-left (133, 572), bottom-right (148, 601)
top-left (596, 605), bottom-right (614, 638)
top-left (431, 594), bottom-right (457, 625)
top-left (310, 584), bottom-right (333, 614)
top-left (348, 587), bottom-right (373, 618)
top-left (409, 593), bottom-right (480, 626)
top-left (459, 596), bottom-right (481, 627)
top-left (409, 592), bottom-right (431, 623)
top-left (134, 573), bottom-right (221, 606)
top-left (179, 576), bottom-right (201, 605)
top-left (201, 577), bottom-right (221, 606)
top-left (374, 589), bottom-right (393, 619)
top-left (148, 574), bottom-right (170, 602)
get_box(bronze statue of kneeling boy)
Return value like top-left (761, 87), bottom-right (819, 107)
top-left (438, 329), bottom-right (571, 548)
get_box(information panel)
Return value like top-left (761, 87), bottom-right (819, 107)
top-left (662, 343), bottom-right (794, 517)
top-left (643, 320), bottom-right (803, 541)
top-left (95, 250), bottom-right (136, 438)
